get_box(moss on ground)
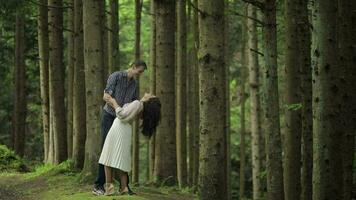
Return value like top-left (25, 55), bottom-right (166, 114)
top-left (0, 162), bottom-right (196, 200)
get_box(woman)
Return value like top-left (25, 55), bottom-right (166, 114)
top-left (98, 93), bottom-right (161, 195)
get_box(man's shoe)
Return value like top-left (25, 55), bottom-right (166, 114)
top-left (92, 185), bottom-right (105, 196)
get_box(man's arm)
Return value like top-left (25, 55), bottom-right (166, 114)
top-left (103, 71), bottom-right (121, 108)
top-left (103, 92), bottom-right (120, 109)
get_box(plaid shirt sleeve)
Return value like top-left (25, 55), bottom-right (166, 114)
top-left (104, 71), bottom-right (120, 96)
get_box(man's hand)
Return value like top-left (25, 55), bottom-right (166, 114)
top-left (103, 93), bottom-right (120, 109)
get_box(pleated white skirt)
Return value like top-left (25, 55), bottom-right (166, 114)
top-left (98, 118), bottom-right (132, 172)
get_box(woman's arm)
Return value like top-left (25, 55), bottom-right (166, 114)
top-left (106, 95), bottom-right (120, 110)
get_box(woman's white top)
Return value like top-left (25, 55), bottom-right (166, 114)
top-left (98, 100), bottom-right (143, 172)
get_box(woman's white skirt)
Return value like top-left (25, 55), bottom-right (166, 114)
top-left (98, 118), bottom-right (132, 172)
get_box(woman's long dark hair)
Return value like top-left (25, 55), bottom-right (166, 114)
top-left (141, 97), bottom-right (161, 138)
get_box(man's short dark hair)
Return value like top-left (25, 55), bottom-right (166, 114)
top-left (132, 60), bottom-right (147, 70)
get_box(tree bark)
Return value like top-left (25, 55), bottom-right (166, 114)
top-left (66, 0), bottom-right (74, 159)
top-left (38, 0), bottom-right (50, 162)
top-left (284, 0), bottom-right (301, 199)
top-left (176, 0), bottom-right (187, 188)
top-left (148, 0), bottom-right (156, 182)
top-left (48, 0), bottom-right (67, 164)
top-left (298, 0), bottom-right (312, 199)
top-left (338, 1), bottom-right (355, 200)
top-left (197, 0), bottom-right (227, 199)
top-left (247, 4), bottom-right (263, 200)
top-left (312, 1), bottom-right (343, 199)
top-left (13, 11), bottom-right (27, 157)
top-left (72, 0), bottom-right (86, 170)
top-left (262, 0), bottom-right (284, 199)
top-left (153, 0), bottom-right (177, 186)
top-left (81, 0), bottom-right (104, 180)
top-left (239, 5), bottom-right (247, 199)
top-left (108, 0), bottom-right (120, 73)
top-left (132, 0), bottom-right (143, 184)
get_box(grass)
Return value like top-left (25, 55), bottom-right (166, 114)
top-left (0, 161), bottom-right (197, 200)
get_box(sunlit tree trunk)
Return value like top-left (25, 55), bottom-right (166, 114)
top-left (38, 0), bottom-right (50, 163)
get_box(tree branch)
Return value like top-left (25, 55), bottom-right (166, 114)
top-left (249, 48), bottom-right (264, 57)
top-left (28, 0), bottom-right (73, 9)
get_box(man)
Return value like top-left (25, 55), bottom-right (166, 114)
top-left (92, 60), bottom-right (147, 195)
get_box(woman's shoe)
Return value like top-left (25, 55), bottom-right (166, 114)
top-left (104, 183), bottom-right (115, 196)
top-left (119, 187), bottom-right (130, 195)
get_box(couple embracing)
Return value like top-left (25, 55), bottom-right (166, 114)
top-left (92, 60), bottom-right (161, 196)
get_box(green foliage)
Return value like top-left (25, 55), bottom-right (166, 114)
top-left (285, 103), bottom-right (302, 111)
top-left (0, 145), bottom-right (28, 172)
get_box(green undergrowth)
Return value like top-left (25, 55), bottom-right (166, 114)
top-left (0, 160), bottom-right (196, 200)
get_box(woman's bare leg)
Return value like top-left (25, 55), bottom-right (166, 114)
top-left (104, 166), bottom-right (113, 183)
top-left (119, 170), bottom-right (128, 192)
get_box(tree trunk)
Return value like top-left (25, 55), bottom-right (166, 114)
top-left (13, 11), bottom-right (27, 157)
top-left (38, 0), bottom-right (50, 162)
top-left (298, 0), bottom-right (312, 199)
top-left (284, 0), bottom-right (301, 199)
top-left (66, 0), bottom-right (74, 159)
top-left (312, 1), bottom-right (343, 200)
top-left (132, 0), bottom-right (143, 184)
top-left (338, 1), bottom-right (355, 200)
top-left (99, 0), bottom-right (108, 86)
top-left (72, 0), bottom-right (86, 170)
top-left (262, 0), bottom-right (284, 199)
top-left (247, 4), bottom-right (263, 200)
top-left (239, 5), bottom-right (247, 199)
top-left (108, 0), bottom-right (119, 73)
top-left (81, 0), bottom-right (104, 180)
top-left (48, 0), bottom-right (67, 164)
top-left (197, 0), bottom-right (227, 199)
top-left (186, 2), bottom-right (194, 187)
top-left (176, 0), bottom-right (187, 189)
top-left (148, 0), bottom-right (156, 182)
top-left (153, 0), bottom-right (177, 186)
top-left (192, 0), bottom-right (200, 187)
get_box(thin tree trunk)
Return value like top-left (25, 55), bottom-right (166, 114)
top-left (72, 0), bottom-right (86, 170)
top-left (148, 0), bottom-right (156, 182)
top-left (197, 0), bottom-right (227, 199)
top-left (312, 1), bottom-right (343, 199)
top-left (132, 0), bottom-right (142, 184)
top-left (48, 0), bottom-right (67, 164)
top-left (108, 0), bottom-right (119, 73)
top-left (13, 11), bottom-right (27, 157)
top-left (154, 0), bottom-right (177, 186)
top-left (262, 0), bottom-right (284, 199)
top-left (81, 0), bottom-right (104, 180)
top-left (192, 0), bottom-right (200, 187)
top-left (99, 0), bottom-right (108, 86)
top-left (298, 0), bottom-right (312, 199)
top-left (186, 2), bottom-right (194, 187)
top-left (176, 0), bottom-right (187, 189)
top-left (66, 0), bottom-right (74, 159)
top-left (239, 5), bottom-right (247, 199)
top-left (247, 4), bottom-right (263, 200)
top-left (284, 0), bottom-right (301, 199)
top-left (38, 0), bottom-right (50, 163)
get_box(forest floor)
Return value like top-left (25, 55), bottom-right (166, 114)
top-left (0, 163), bottom-right (196, 200)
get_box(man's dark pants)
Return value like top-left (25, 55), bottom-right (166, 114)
top-left (94, 110), bottom-right (131, 189)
